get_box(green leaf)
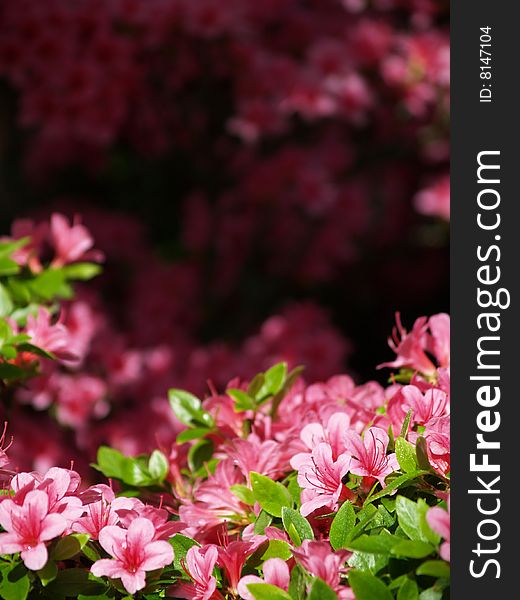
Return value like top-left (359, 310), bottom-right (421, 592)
top-left (254, 509), bottom-right (272, 535)
top-left (188, 438), bottom-right (214, 473)
top-left (281, 507), bottom-right (314, 546)
top-left (168, 389), bottom-right (214, 428)
top-left (52, 534), bottom-right (90, 560)
top-left (0, 257), bottom-right (20, 276)
top-left (148, 450), bottom-right (169, 483)
top-left (365, 471), bottom-right (430, 503)
top-left (250, 471), bottom-right (292, 517)
top-left (176, 427), bottom-right (211, 443)
top-left (261, 539), bottom-right (292, 561)
top-left (415, 437), bottom-right (433, 471)
top-left (0, 283), bottom-right (13, 317)
top-left (397, 578), bottom-right (419, 600)
top-left (391, 540), bottom-right (434, 559)
top-left (29, 269), bottom-right (72, 301)
top-left (62, 262), bottom-right (102, 280)
top-left (170, 534), bottom-right (200, 572)
top-left (230, 484), bottom-right (255, 506)
top-left (0, 361), bottom-right (26, 380)
top-left (44, 568), bottom-right (105, 597)
top-left (0, 563), bottom-right (30, 600)
top-left (308, 577), bottom-right (338, 600)
top-left (0, 237), bottom-right (30, 258)
top-left (256, 362), bottom-right (287, 400)
top-left (348, 570), bottom-right (393, 600)
top-left (416, 561), bottom-right (450, 579)
top-left (400, 409), bottom-right (413, 438)
top-left (329, 501), bottom-right (356, 550)
top-left (247, 373), bottom-right (265, 398)
top-left (396, 496), bottom-right (427, 542)
top-left (347, 552), bottom-right (389, 575)
top-left (247, 583), bottom-right (292, 600)
top-left (396, 497), bottom-right (439, 545)
top-left (228, 388), bottom-right (257, 412)
top-left (346, 504), bottom-right (379, 543)
top-left (92, 447), bottom-right (154, 487)
top-left (419, 588), bottom-right (443, 600)
top-left (395, 437), bottom-right (418, 473)
top-left (347, 533), bottom-right (400, 555)
top-left (38, 561), bottom-right (58, 587)
top-left (287, 475), bottom-right (302, 508)
top-left (288, 564), bottom-right (307, 600)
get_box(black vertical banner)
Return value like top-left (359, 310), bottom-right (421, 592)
top-left (452, 2), bottom-right (519, 597)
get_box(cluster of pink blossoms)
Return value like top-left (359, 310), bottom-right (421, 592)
top-left (0, 306), bottom-right (450, 598)
top-left (3, 210), bottom-right (350, 476)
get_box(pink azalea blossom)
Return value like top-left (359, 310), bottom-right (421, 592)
top-left (238, 558), bottom-right (290, 600)
top-left (25, 307), bottom-right (78, 363)
top-left (291, 442), bottom-right (351, 516)
top-left (91, 517), bottom-right (173, 595)
top-left (427, 498), bottom-right (450, 561)
top-left (400, 385), bottom-right (449, 426)
top-left (343, 427), bottom-right (398, 488)
top-left (293, 540), bottom-right (352, 599)
top-left (214, 540), bottom-right (256, 592)
top-left (0, 489), bottom-right (68, 570)
top-left (50, 213), bottom-right (103, 267)
top-left (169, 544), bottom-right (223, 599)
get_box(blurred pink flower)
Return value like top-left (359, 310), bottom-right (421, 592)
top-left (427, 498), bottom-right (450, 561)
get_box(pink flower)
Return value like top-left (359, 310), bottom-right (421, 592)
top-left (298, 412), bottom-right (352, 459)
top-left (91, 518), bottom-right (174, 595)
top-left (293, 540), bottom-right (352, 599)
top-left (414, 175), bottom-right (450, 221)
top-left (427, 498), bottom-right (450, 561)
top-left (50, 213), bottom-right (103, 267)
top-left (170, 545), bottom-right (223, 599)
top-left (291, 442), bottom-right (351, 516)
top-left (0, 489), bottom-right (68, 570)
top-left (214, 540), bottom-right (256, 592)
top-left (238, 558), bottom-right (290, 600)
top-left (72, 487), bottom-right (118, 540)
top-left (400, 385), bottom-right (449, 426)
top-left (25, 307), bottom-right (78, 363)
top-left (343, 427), bottom-right (398, 488)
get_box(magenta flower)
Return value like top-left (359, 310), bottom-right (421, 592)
top-left (291, 442), bottom-right (351, 516)
top-left (427, 498), bottom-right (450, 561)
top-left (238, 558), bottom-right (290, 600)
top-left (50, 213), bottom-right (103, 267)
top-left (170, 545), bottom-right (223, 600)
top-left (91, 518), bottom-right (173, 595)
top-left (343, 427), bottom-right (398, 488)
top-left (0, 490), bottom-right (68, 570)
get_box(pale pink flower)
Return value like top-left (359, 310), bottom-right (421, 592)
top-left (50, 213), bottom-right (103, 267)
top-left (427, 498), bottom-right (450, 561)
top-left (91, 518), bottom-right (173, 595)
top-left (343, 427), bottom-right (398, 488)
top-left (291, 442), bottom-right (351, 516)
top-left (298, 412), bottom-right (351, 459)
top-left (72, 486), bottom-right (118, 540)
top-left (169, 545), bottom-right (223, 599)
top-left (414, 175), bottom-right (450, 221)
top-left (0, 490), bottom-right (68, 570)
top-left (238, 558), bottom-right (290, 600)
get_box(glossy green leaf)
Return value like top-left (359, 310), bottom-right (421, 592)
top-left (329, 501), bottom-right (356, 549)
top-left (395, 437), bottom-right (418, 473)
top-left (281, 507), bottom-right (314, 546)
top-left (348, 570), bottom-right (393, 600)
top-left (250, 471), bottom-right (292, 517)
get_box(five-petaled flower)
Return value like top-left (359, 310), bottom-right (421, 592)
top-left (0, 489), bottom-right (68, 570)
top-left (91, 517), bottom-right (173, 594)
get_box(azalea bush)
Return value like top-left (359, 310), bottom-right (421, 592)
top-left (0, 228), bottom-right (450, 598)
